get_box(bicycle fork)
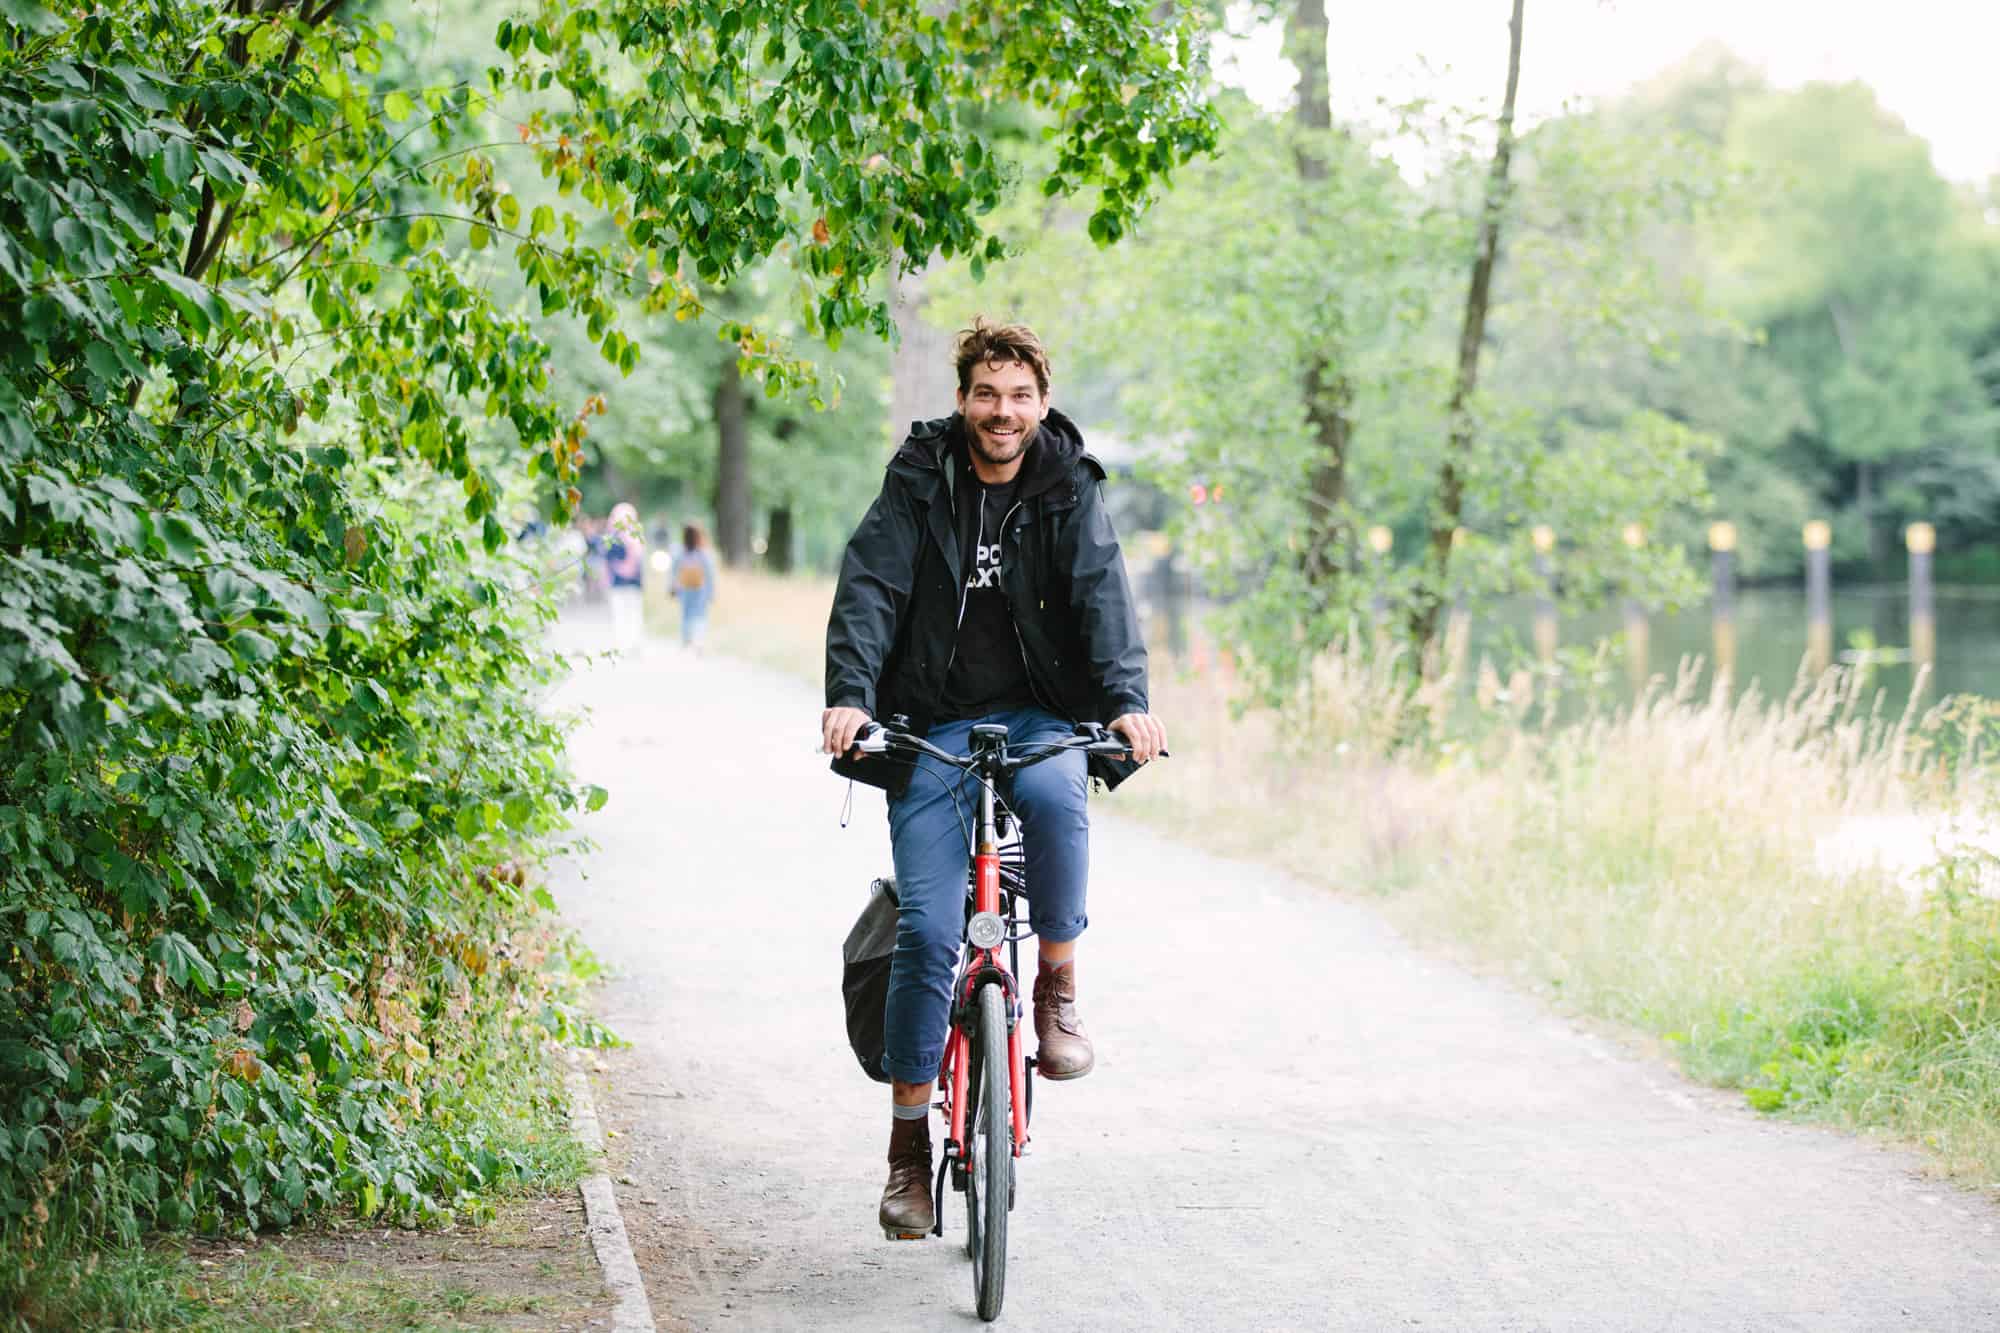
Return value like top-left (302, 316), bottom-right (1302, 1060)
top-left (940, 847), bottom-right (1032, 1183)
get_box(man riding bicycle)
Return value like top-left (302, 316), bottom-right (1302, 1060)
top-left (821, 318), bottom-right (1166, 1239)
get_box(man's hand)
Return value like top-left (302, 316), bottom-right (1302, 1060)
top-left (1108, 712), bottom-right (1167, 764)
top-left (821, 706), bottom-right (874, 758)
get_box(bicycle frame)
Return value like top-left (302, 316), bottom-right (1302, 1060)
top-left (849, 717), bottom-right (1136, 1225)
top-left (940, 734), bottom-right (1029, 1176)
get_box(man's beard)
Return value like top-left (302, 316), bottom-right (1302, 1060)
top-left (968, 414), bottom-right (1038, 469)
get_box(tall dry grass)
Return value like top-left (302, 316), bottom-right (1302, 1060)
top-left (708, 571), bottom-right (2000, 1183)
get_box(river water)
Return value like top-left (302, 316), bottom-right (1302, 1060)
top-left (1479, 585), bottom-right (2000, 704)
top-left (1144, 578), bottom-right (2000, 704)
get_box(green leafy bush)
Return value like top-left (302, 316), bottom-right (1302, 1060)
top-left (0, 351), bottom-right (603, 1251)
top-left (0, 1), bottom-right (615, 1269)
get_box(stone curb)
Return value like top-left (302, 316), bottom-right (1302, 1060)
top-left (567, 1058), bottom-right (658, 1333)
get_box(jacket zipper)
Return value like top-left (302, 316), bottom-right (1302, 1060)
top-left (999, 501), bottom-right (1066, 717)
top-left (939, 489), bottom-right (997, 684)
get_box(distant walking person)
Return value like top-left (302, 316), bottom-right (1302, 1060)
top-left (671, 523), bottom-right (718, 650)
top-left (604, 502), bottom-right (647, 656)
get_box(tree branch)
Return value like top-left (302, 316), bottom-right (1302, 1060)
top-left (191, 200), bottom-right (239, 282)
top-left (183, 182), bottom-right (216, 277)
top-left (1412, 0), bottom-right (1525, 654)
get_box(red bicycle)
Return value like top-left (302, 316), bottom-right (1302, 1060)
top-left (854, 718), bottom-right (1132, 1322)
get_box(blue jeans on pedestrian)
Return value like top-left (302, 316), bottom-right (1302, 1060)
top-left (678, 589), bottom-right (710, 646)
top-left (881, 706), bottom-right (1089, 1085)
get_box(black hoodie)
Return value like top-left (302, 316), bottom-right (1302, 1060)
top-left (825, 409), bottom-right (1149, 796)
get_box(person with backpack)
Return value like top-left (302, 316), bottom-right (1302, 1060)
top-left (670, 522), bottom-right (718, 649)
top-left (604, 502), bottom-right (647, 656)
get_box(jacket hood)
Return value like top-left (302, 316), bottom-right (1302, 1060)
top-left (893, 407), bottom-right (1098, 499)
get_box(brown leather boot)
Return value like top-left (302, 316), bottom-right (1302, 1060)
top-left (1032, 961), bottom-right (1095, 1080)
top-left (878, 1114), bottom-right (934, 1239)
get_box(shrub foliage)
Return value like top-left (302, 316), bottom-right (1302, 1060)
top-left (0, 3), bottom-right (605, 1252)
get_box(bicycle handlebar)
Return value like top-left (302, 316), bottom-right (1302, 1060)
top-left (847, 721), bottom-right (1155, 773)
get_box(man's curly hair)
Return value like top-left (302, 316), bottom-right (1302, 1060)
top-left (953, 317), bottom-right (1051, 397)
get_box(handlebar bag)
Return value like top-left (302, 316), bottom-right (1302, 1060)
top-left (841, 876), bottom-right (899, 1083)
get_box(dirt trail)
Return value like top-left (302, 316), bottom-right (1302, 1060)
top-left (550, 621), bottom-right (2000, 1330)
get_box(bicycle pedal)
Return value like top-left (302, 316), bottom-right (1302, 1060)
top-left (882, 1228), bottom-right (930, 1242)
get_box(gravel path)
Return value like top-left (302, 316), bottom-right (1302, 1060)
top-left (549, 621), bottom-right (2000, 1330)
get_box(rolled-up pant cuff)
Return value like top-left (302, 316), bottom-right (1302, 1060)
top-left (882, 1054), bottom-right (943, 1085)
top-left (1033, 917), bottom-right (1088, 944)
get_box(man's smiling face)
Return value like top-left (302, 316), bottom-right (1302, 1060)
top-left (957, 357), bottom-right (1049, 473)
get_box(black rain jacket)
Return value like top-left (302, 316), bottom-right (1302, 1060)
top-left (825, 409), bottom-right (1149, 797)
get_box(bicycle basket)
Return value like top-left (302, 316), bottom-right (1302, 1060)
top-left (841, 877), bottom-right (898, 1084)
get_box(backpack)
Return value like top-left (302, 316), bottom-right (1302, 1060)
top-left (675, 555), bottom-right (706, 591)
top-left (841, 877), bottom-right (898, 1083)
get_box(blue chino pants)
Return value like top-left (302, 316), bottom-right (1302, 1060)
top-left (881, 707), bottom-right (1089, 1085)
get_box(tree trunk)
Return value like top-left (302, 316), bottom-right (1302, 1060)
top-left (1411, 0), bottom-right (1526, 652)
top-left (591, 447), bottom-right (632, 507)
top-left (891, 264), bottom-right (960, 440)
top-left (1856, 460), bottom-right (1889, 571)
top-left (765, 505), bottom-right (795, 573)
top-left (1288, 0), bottom-right (1357, 589)
top-left (713, 352), bottom-right (752, 566)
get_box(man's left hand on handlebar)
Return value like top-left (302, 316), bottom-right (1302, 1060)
top-left (821, 706), bottom-right (874, 759)
top-left (1108, 712), bottom-right (1167, 764)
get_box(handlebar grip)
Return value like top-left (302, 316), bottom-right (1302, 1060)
top-left (851, 721), bottom-right (889, 755)
top-left (1086, 740), bottom-right (1169, 759)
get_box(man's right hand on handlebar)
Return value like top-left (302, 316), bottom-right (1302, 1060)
top-left (821, 705), bottom-right (874, 758)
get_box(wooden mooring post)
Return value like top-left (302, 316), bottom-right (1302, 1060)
top-left (1803, 519), bottom-right (1832, 675)
top-left (1530, 524), bottom-right (1557, 668)
top-left (1709, 521), bottom-right (1738, 686)
top-left (1366, 525), bottom-right (1394, 657)
top-left (1908, 522), bottom-right (1936, 685)
top-left (1621, 522), bottom-right (1648, 691)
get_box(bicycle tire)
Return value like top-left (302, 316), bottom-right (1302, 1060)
top-left (965, 981), bottom-right (1011, 1322)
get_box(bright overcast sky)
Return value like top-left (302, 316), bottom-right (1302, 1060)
top-left (1216, 0), bottom-right (2000, 184)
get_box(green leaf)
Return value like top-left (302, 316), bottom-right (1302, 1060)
top-left (155, 513), bottom-right (206, 562)
top-left (246, 20), bottom-right (285, 61)
top-left (151, 933), bottom-right (218, 994)
top-left (229, 630), bottom-right (278, 664)
top-left (0, 0), bottom-right (63, 35)
top-left (159, 139), bottom-right (195, 191)
top-left (148, 266), bottom-right (223, 337)
top-left (383, 90), bottom-right (415, 123)
top-left (26, 473), bottom-right (85, 524)
top-left (584, 785), bottom-right (608, 813)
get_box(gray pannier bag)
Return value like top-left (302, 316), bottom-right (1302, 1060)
top-left (841, 877), bottom-right (898, 1083)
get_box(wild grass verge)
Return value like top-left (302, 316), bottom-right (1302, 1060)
top-left (713, 570), bottom-right (2000, 1186)
top-left (11, 1188), bottom-right (605, 1332)
top-left (3, 911), bottom-right (604, 1331)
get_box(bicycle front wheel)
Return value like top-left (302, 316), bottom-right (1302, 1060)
top-left (965, 981), bottom-right (1011, 1322)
